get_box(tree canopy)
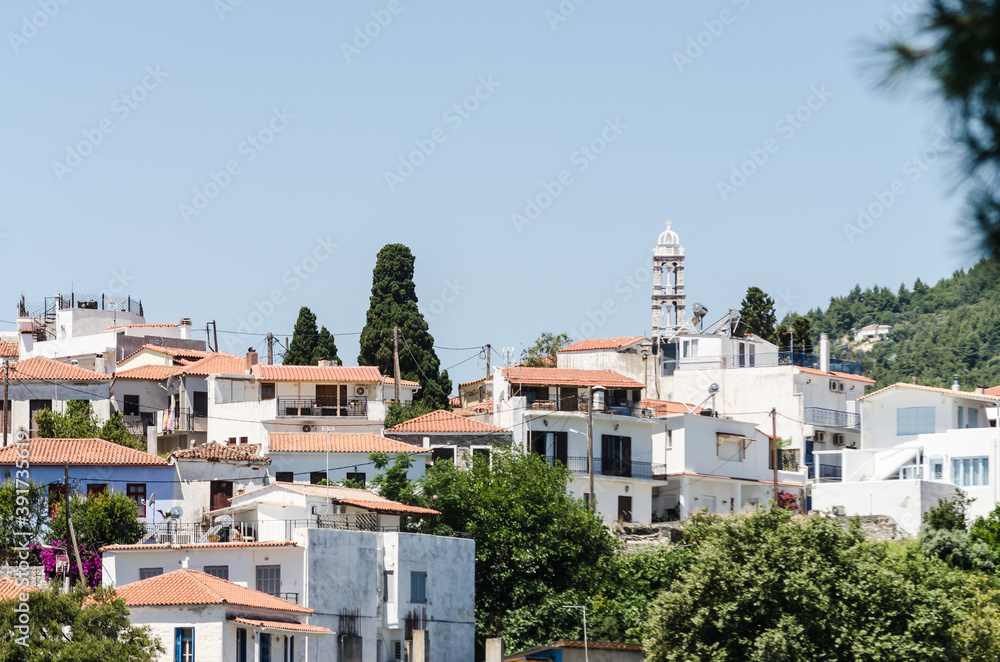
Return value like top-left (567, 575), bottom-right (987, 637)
top-left (35, 401), bottom-right (145, 451)
top-left (520, 332), bottom-right (572, 367)
top-left (738, 287), bottom-right (777, 344)
top-left (775, 315), bottom-right (813, 354)
top-left (358, 244), bottom-right (452, 408)
top-left (283, 307), bottom-right (340, 366)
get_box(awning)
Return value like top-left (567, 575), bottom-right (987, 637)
top-left (717, 433), bottom-right (753, 453)
top-left (230, 617), bottom-right (333, 636)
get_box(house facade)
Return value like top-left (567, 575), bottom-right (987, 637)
top-left (384, 409), bottom-right (510, 468)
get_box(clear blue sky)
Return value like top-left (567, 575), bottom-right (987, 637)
top-left (0, 1), bottom-right (973, 390)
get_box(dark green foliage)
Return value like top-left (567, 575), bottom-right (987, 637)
top-left (0, 583), bottom-right (164, 661)
top-left (919, 528), bottom-right (996, 572)
top-left (368, 452), bottom-right (423, 508)
top-left (775, 315), bottom-right (813, 354)
top-left (314, 326), bottom-right (340, 365)
top-left (35, 401), bottom-right (145, 451)
top-left (971, 503), bottom-right (1000, 556)
top-left (924, 490), bottom-right (975, 532)
top-left (520, 332), bottom-right (572, 367)
top-left (383, 401), bottom-right (436, 428)
top-left (0, 479), bottom-right (48, 562)
top-left (49, 489), bottom-right (146, 554)
top-left (806, 260), bottom-right (1000, 389)
top-left (881, 0), bottom-right (1000, 257)
top-left (644, 506), bottom-right (969, 662)
top-left (358, 244), bottom-right (451, 408)
top-left (739, 287), bottom-right (777, 344)
top-left (283, 307), bottom-right (340, 366)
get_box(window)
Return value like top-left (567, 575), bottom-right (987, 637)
top-left (192, 391), bottom-right (208, 417)
top-left (432, 447), bottom-right (456, 464)
top-left (682, 339), bottom-right (699, 358)
top-left (310, 471), bottom-right (326, 485)
top-left (970, 409), bottom-right (979, 428)
top-left (86, 483), bottom-right (107, 498)
top-left (748, 344), bottom-right (755, 366)
top-left (256, 565), bottom-right (281, 595)
top-left (239, 436), bottom-right (248, 444)
top-left (952, 457), bottom-right (990, 487)
top-left (930, 456), bottom-right (944, 481)
top-left (530, 431), bottom-right (567, 466)
top-left (383, 570), bottom-right (395, 603)
top-left (618, 495), bottom-right (633, 523)
top-left (346, 472), bottom-right (366, 487)
top-left (410, 571), bottom-right (427, 603)
top-left (123, 394), bottom-right (140, 416)
top-left (394, 642), bottom-right (403, 660)
top-left (958, 406), bottom-right (964, 429)
top-left (283, 636), bottom-right (294, 662)
top-left (204, 565), bottom-right (228, 580)
top-left (738, 342), bottom-right (747, 367)
top-left (275, 472), bottom-right (294, 483)
top-left (260, 633), bottom-right (271, 662)
top-left (261, 383), bottom-right (276, 400)
top-left (473, 447), bottom-right (491, 467)
top-left (236, 628), bottom-right (248, 662)
top-left (897, 407), bottom-right (935, 435)
top-left (601, 435), bottom-right (632, 477)
top-left (174, 627), bottom-right (194, 662)
top-left (140, 567), bottom-right (163, 580)
top-left (717, 434), bottom-right (745, 463)
top-left (127, 484), bottom-right (146, 517)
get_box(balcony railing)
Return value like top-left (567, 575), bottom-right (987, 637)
top-left (138, 513), bottom-right (394, 545)
top-left (566, 456), bottom-right (668, 481)
top-left (804, 407), bottom-right (861, 430)
top-left (277, 397), bottom-right (367, 418)
top-left (528, 397), bottom-right (649, 418)
top-left (668, 351), bottom-right (863, 375)
top-left (817, 463), bottom-right (842, 482)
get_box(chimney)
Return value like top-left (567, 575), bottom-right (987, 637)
top-left (485, 638), bottom-right (503, 662)
top-left (317, 359), bottom-right (331, 367)
top-left (819, 333), bottom-right (830, 374)
top-left (94, 353), bottom-right (106, 374)
top-left (952, 374), bottom-right (960, 391)
top-left (246, 350), bottom-right (258, 371)
top-left (180, 317), bottom-right (192, 340)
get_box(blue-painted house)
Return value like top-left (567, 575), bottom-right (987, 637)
top-left (0, 437), bottom-right (178, 527)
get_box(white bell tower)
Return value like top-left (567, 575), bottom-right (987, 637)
top-left (651, 221), bottom-right (686, 338)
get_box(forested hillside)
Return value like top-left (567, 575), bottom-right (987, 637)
top-left (805, 259), bottom-right (1000, 389)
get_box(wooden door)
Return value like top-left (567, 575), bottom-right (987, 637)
top-left (210, 481), bottom-right (233, 511)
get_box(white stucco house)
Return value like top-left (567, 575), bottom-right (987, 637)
top-left (854, 324), bottom-right (892, 342)
top-left (383, 409), bottom-right (511, 469)
top-left (265, 432), bottom-right (429, 486)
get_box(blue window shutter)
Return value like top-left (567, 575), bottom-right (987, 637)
top-left (175, 628), bottom-right (182, 662)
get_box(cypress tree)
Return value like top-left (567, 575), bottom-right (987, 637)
top-left (358, 244), bottom-right (452, 408)
top-left (284, 307), bottom-right (319, 365)
top-left (739, 287), bottom-right (778, 344)
top-left (313, 326), bottom-right (341, 365)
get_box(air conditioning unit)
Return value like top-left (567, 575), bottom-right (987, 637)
top-left (815, 431), bottom-right (826, 443)
top-left (355, 386), bottom-right (367, 397)
top-left (832, 505), bottom-right (846, 516)
top-left (833, 434), bottom-right (846, 446)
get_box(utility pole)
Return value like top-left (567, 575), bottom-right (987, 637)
top-left (587, 385), bottom-right (600, 514)
top-left (771, 408), bottom-right (779, 504)
top-left (266, 332), bottom-right (274, 365)
top-left (392, 327), bottom-right (401, 403)
top-left (485, 344), bottom-right (491, 380)
top-left (211, 320), bottom-right (219, 355)
top-left (64, 464), bottom-right (85, 584)
top-left (3, 360), bottom-right (8, 447)
top-left (206, 323), bottom-right (212, 351)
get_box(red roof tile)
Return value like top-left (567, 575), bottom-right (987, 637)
top-left (9, 356), bottom-right (110, 381)
top-left (335, 497), bottom-right (440, 516)
top-left (796, 366), bottom-right (876, 384)
top-left (453, 400), bottom-right (494, 417)
top-left (559, 336), bottom-right (647, 353)
top-left (386, 409), bottom-right (508, 434)
top-left (985, 385), bottom-right (1000, 397)
top-left (268, 432), bottom-right (427, 454)
top-left (170, 442), bottom-right (271, 465)
top-left (0, 577), bottom-right (37, 601)
top-left (182, 352), bottom-right (247, 376)
top-left (858, 382), bottom-right (1000, 402)
top-left (0, 438), bottom-right (167, 466)
top-left (119, 344), bottom-right (212, 364)
top-left (503, 367), bottom-right (645, 390)
top-left (101, 541), bottom-right (298, 551)
top-left (0, 342), bottom-right (18, 358)
top-left (113, 569), bottom-right (311, 613)
top-left (231, 617), bottom-right (333, 634)
top-left (262, 483), bottom-right (440, 516)
top-left (113, 365), bottom-right (184, 380)
top-left (458, 376), bottom-right (488, 388)
top-left (382, 376), bottom-right (421, 387)
top-left (253, 364), bottom-right (383, 382)
top-left (641, 398), bottom-right (702, 416)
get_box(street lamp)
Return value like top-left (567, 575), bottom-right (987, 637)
top-left (562, 604), bottom-right (588, 662)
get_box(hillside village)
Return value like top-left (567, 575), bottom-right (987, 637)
top-left (2, 222), bottom-right (1000, 662)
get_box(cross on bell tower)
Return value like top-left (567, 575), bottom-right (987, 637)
top-left (651, 221), bottom-right (686, 338)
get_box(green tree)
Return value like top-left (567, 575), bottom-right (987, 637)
top-left (368, 452), bottom-right (425, 509)
top-left (919, 527), bottom-right (996, 572)
top-left (775, 315), bottom-right (814, 354)
top-left (0, 583), bottom-right (163, 661)
top-left (520, 332), bottom-right (572, 367)
top-left (738, 287), bottom-right (777, 344)
top-left (971, 503), bottom-right (1000, 555)
top-left (0, 479), bottom-right (48, 562)
top-left (643, 507), bottom-right (966, 662)
top-left (924, 490), bottom-right (975, 532)
top-left (313, 326), bottom-right (341, 365)
top-left (283, 307), bottom-right (320, 365)
top-left (881, 0), bottom-right (1000, 257)
top-left (358, 244), bottom-right (452, 408)
top-left (384, 400), bottom-right (435, 428)
top-left (36, 401), bottom-right (145, 451)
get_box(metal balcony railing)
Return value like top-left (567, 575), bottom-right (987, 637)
top-left (817, 463), bottom-right (843, 482)
top-left (277, 397), bottom-right (367, 418)
top-left (138, 513), bottom-right (397, 545)
top-left (565, 456), bottom-right (668, 481)
top-left (804, 407), bottom-right (861, 430)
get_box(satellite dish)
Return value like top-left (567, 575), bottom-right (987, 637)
top-left (1, 470), bottom-right (10, 481)
top-left (214, 514), bottom-right (233, 526)
top-left (148, 492), bottom-right (156, 504)
top-left (169, 506), bottom-right (183, 519)
top-left (708, 383), bottom-right (720, 394)
top-left (691, 302), bottom-right (704, 315)
top-left (302, 425), bottom-right (312, 433)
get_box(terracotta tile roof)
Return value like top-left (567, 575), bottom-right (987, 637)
top-left (985, 385), bottom-right (1000, 397)
top-left (858, 382), bottom-right (1000, 402)
top-left (231, 617), bottom-right (333, 634)
top-left (268, 432), bottom-right (427, 454)
top-left (8, 356), bottom-right (111, 381)
top-left (170, 442), bottom-right (271, 465)
top-left (260, 482), bottom-right (440, 516)
top-left (113, 569), bottom-right (311, 613)
top-left (107, 323), bottom-right (179, 331)
top-left (381, 376), bottom-right (421, 387)
top-left (641, 398), bottom-right (702, 416)
top-left (449, 396), bottom-right (461, 407)
top-left (101, 541), bottom-right (298, 551)
top-left (458, 376), bottom-right (488, 388)
top-left (0, 577), bottom-right (36, 601)
top-left (0, 342), bottom-right (18, 358)
top-left (182, 352), bottom-right (247, 376)
top-left (119, 344), bottom-right (212, 364)
top-left (113, 365), bottom-right (184, 380)
top-left (253, 364), bottom-right (383, 382)
top-left (796, 366), bottom-right (876, 384)
top-left (453, 400), bottom-right (494, 417)
top-left (503, 367), bottom-right (645, 390)
top-left (559, 336), bottom-right (647, 353)
top-left (0, 438), bottom-right (167, 466)
top-left (386, 409), bottom-right (508, 434)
